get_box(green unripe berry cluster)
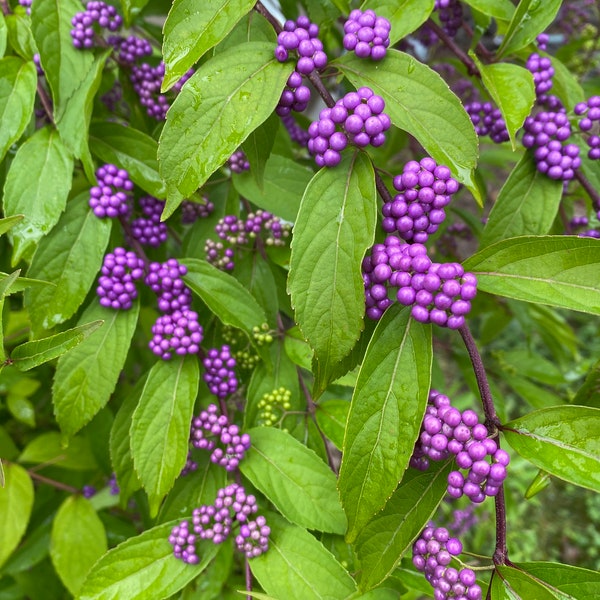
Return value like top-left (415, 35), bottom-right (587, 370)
top-left (252, 323), bottom-right (274, 345)
top-left (257, 387), bottom-right (292, 427)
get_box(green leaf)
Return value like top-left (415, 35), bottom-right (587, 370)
top-left (232, 153), bottom-right (314, 223)
top-left (288, 152), bottom-right (376, 381)
top-left (495, 566), bottom-right (567, 599)
top-left (130, 356), bottom-right (199, 515)
top-left (182, 258), bottom-right (268, 337)
top-left (56, 49), bottom-right (111, 162)
top-left (121, 0), bottom-right (151, 25)
top-left (314, 399), bottom-right (350, 450)
top-left (240, 427), bottom-right (347, 533)
top-left (24, 194), bottom-right (112, 331)
top-left (336, 50), bottom-right (479, 198)
top-left (573, 359), bottom-right (600, 408)
top-left (241, 112), bottom-right (279, 189)
top-left (77, 522), bottom-right (219, 600)
top-left (50, 496), bottom-right (107, 596)
top-left (158, 42), bottom-right (292, 217)
top-left (249, 513), bottom-right (357, 600)
top-left (5, 13), bottom-right (37, 60)
top-left (162, 0), bottom-right (256, 91)
top-left (19, 431), bottom-right (97, 470)
top-left (503, 405), bottom-right (600, 492)
top-left (0, 214), bottom-right (24, 236)
top-left (215, 10), bottom-right (276, 52)
top-left (10, 320), bottom-right (103, 371)
top-left (472, 57), bottom-right (535, 149)
top-left (3, 127), bottom-right (74, 265)
top-left (461, 0), bottom-right (515, 20)
top-left (109, 381), bottom-right (143, 502)
top-left (0, 13), bottom-right (7, 58)
top-left (515, 562), bottom-right (600, 600)
top-left (355, 462), bottom-right (453, 591)
top-left (157, 454), bottom-right (227, 523)
top-left (7, 394), bottom-right (36, 427)
top-left (463, 236), bottom-right (600, 315)
top-left (480, 154), bottom-right (563, 247)
top-left (338, 305), bottom-right (432, 542)
top-left (30, 0), bottom-right (94, 122)
top-left (0, 463), bottom-right (34, 569)
top-left (550, 54), bottom-right (585, 109)
top-left (360, 0), bottom-right (435, 45)
top-left (497, 0), bottom-right (562, 58)
top-left (89, 122), bottom-right (165, 199)
top-left (0, 57), bottom-right (37, 163)
top-left (52, 299), bottom-right (139, 437)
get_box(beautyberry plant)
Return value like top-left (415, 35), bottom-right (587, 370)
top-left (0, 1), bottom-right (599, 600)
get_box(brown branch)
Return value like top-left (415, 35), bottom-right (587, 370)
top-left (37, 81), bottom-right (54, 125)
top-left (426, 19), bottom-right (480, 78)
top-left (575, 169), bottom-right (600, 208)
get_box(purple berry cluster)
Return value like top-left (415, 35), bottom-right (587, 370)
top-left (276, 71), bottom-right (311, 117)
top-left (70, 1), bottom-right (122, 49)
top-left (382, 158), bottom-right (459, 242)
top-left (82, 485), bottom-right (96, 498)
top-left (18, 0), bottom-right (31, 15)
top-left (130, 196), bottom-right (168, 247)
top-left (411, 390), bottom-right (510, 503)
top-left (342, 9), bottom-right (391, 61)
top-left (281, 114), bottom-right (310, 147)
top-left (108, 472), bottom-right (119, 495)
top-left (434, 0), bottom-right (463, 38)
top-left (169, 483), bottom-right (269, 564)
top-left (575, 96), bottom-right (600, 160)
top-left (522, 111), bottom-right (581, 180)
top-left (464, 101), bottom-right (510, 143)
top-left (203, 346), bottom-right (238, 399)
top-left (412, 524), bottom-right (482, 600)
top-left (205, 211), bottom-right (290, 271)
top-left (274, 16), bottom-right (327, 75)
top-left (89, 164), bottom-right (134, 218)
top-left (362, 238), bottom-right (478, 328)
top-left (179, 451), bottom-right (198, 477)
top-left (145, 259), bottom-right (193, 313)
top-left (108, 34), bottom-right (152, 66)
top-left (526, 52), bottom-right (555, 99)
top-left (190, 404), bottom-right (251, 471)
top-left (96, 247), bottom-right (144, 310)
top-left (308, 87), bottom-right (390, 167)
top-left (227, 150), bottom-right (250, 173)
top-left (181, 198), bottom-right (214, 224)
top-left (130, 62), bottom-right (169, 120)
top-left (148, 309), bottom-right (203, 360)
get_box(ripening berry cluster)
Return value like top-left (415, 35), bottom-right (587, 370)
top-left (342, 9), bottom-right (391, 61)
top-left (190, 404), bottom-right (251, 471)
top-left (434, 0), bottom-right (464, 38)
top-left (181, 198), bottom-right (214, 224)
top-left (382, 157), bottom-right (460, 243)
top-left (274, 16), bottom-right (327, 75)
top-left (412, 524), bottom-right (482, 600)
top-left (203, 346), bottom-right (238, 399)
top-left (522, 111), bottom-right (581, 181)
top-left (257, 387), bottom-right (292, 427)
top-left (227, 150), bottom-right (250, 173)
top-left (464, 101), bottom-right (509, 144)
top-left (308, 87), bottom-right (391, 167)
top-left (169, 484), bottom-right (270, 564)
top-left (70, 1), bottom-right (122, 49)
top-left (411, 390), bottom-right (510, 503)
top-left (108, 34), bottom-right (152, 66)
top-left (362, 238), bottom-right (478, 328)
top-left (96, 247), bottom-right (145, 310)
top-left (89, 163), bottom-right (134, 218)
top-left (575, 96), bottom-right (600, 160)
top-left (145, 259), bottom-right (203, 360)
top-left (222, 325), bottom-right (261, 370)
top-left (130, 196), bottom-right (168, 247)
top-left (205, 211), bottom-right (290, 271)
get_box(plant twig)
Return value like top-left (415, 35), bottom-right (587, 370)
top-left (492, 487), bottom-right (508, 566)
top-left (458, 324), bottom-right (500, 428)
top-left (245, 558), bottom-right (253, 600)
top-left (426, 19), bottom-right (480, 77)
top-left (28, 470), bottom-right (80, 494)
top-left (37, 81), bottom-right (55, 125)
top-left (254, 1), bottom-right (282, 33)
top-left (575, 169), bottom-right (600, 208)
